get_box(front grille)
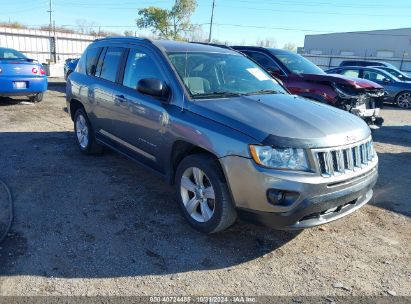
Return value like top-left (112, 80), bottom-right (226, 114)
top-left (314, 138), bottom-right (375, 177)
top-left (365, 88), bottom-right (385, 98)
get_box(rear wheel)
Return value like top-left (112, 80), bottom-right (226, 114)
top-left (175, 153), bottom-right (237, 233)
top-left (29, 93), bottom-right (44, 103)
top-left (74, 108), bottom-right (103, 154)
top-left (396, 91), bottom-right (411, 109)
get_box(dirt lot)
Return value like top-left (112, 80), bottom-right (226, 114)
top-left (0, 81), bottom-right (410, 297)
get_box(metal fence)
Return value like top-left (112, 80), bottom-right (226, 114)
top-left (0, 26), bottom-right (100, 64)
top-left (302, 54), bottom-right (411, 72)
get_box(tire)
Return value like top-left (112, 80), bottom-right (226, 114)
top-left (175, 153), bottom-right (237, 233)
top-left (395, 91), bottom-right (411, 109)
top-left (65, 70), bottom-right (72, 80)
top-left (73, 108), bottom-right (103, 154)
top-left (29, 92), bottom-right (44, 103)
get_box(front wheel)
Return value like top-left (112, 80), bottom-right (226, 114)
top-left (175, 153), bottom-right (237, 233)
top-left (74, 108), bottom-right (103, 154)
top-left (396, 91), bottom-right (411, 109)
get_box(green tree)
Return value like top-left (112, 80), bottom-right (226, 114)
top-left (136, 0), bottom-right (197, 40)
top-left (124, 30), bottom-right (134, 36)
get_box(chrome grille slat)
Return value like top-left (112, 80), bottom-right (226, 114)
top-left (313, 138), bottom-right (376, 177)
top-left (325, 151), bottom-right (334, 175)
top-left (346, 148), bottom-right (354, 170)
top-left (354, 146), bottom-right (360, 168)
top-left (336, 150), bottom-right (344, 173)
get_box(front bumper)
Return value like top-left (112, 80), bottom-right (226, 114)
top-left (351, 106), bottom-right (383, 127)
top-left (219, 156), bottom-right (378, 229)
top-left (0, 76), bottom-right (48, 96)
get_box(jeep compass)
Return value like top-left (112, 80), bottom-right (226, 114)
top-left (66, 38), bottom-right (378, 233)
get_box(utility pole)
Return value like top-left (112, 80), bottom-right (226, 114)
top-left (47, 0), bottom-right (52, 37)
top-left (208, 0), bottom-right (215, 42)
top-left (47, 0), bottom-right (55, 63)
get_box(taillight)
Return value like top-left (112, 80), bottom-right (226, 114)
top-left (32, 67), bottom-right (38, 74)
top-left (40, 68), bottom-right (46, 75)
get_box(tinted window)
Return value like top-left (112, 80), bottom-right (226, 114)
top-left (86, 47), bottom-right (101, 76)
top-left (99, 47), bottom-right (123, 82)
top-left (0, 48), bottom-right (26, 59)
top-left (363, 70), bottom-right (391, 82)
top-left (273, 52), bottom-right (325, 75)
top-left (243, 51), bottom-right (283, 74)
top-left (341, 69), bottom-right (360, 78)
top-left (123, 49), bottom-right (162, 89)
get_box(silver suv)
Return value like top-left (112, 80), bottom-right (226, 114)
top-left (66, 38), bottom-right (378, 233)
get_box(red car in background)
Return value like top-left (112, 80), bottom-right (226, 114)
top-left (231, 46), bottom-right (385, 128)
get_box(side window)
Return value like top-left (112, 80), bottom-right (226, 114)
top-left (85, 47), bottom-right (101, 76)
top-left (363, 70), bottom-right (389, 82)
top-left (243, 51), bottom-right (282, 74)
top-left (99, 47), bottom-right (124, 82)
top-left (122, 49), bottom-right (163, 89)
top-left (341, 69), bottom-right (360, 78)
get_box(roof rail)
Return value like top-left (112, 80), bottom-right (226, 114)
top-left (94, 36), bottom-right (154, 43)
top-left (189, 41), bottom-right (235, 51)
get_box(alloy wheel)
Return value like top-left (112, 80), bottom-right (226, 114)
top-left (397, 92), bottom-right (411, 109)
top-left (76, 114), bottom-right (89, 148)
top-left (180, 167), bottom-right (216, 223)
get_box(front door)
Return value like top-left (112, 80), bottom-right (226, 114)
top-left (110, 46), bottom-right (169, 166)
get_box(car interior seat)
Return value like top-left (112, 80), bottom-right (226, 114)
top-left (183, 77), bottom-right (211, 94)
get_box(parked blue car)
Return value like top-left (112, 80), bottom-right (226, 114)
top-left (64, 58), bottom-right (79, 80)
top-left (0, 47), bottom-right (47, 102)
top-left (326, 66), bottom-right (411, 109)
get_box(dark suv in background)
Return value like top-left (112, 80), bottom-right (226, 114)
top-left (66, 38), bottom-right (378, 233)
top-left (231, 46), bottom-right (385, 127)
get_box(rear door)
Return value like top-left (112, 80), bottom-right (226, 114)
top-left (361, 68), bottom-right (398, 99)
top-left (91, 47), bottom-right (126, 136)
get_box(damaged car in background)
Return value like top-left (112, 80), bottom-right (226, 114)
top-left (231, 46), bottom-right (386, 128)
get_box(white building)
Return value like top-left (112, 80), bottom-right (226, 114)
top-left (304, 28), bottom-right (411, 59)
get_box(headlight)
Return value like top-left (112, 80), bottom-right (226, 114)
top-left (333, 83), bottom-right (359, 99)
top-left (249, 145), bottom-right (309, 171)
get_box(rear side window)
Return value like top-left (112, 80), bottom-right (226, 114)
top-left (123, 49), bottom-right (163, 89)
top-left (341, 69), bottom-right (360, 78)
top-left (99, 47), bottom-right (124, 82)
top-left (243, 51), bottom-right (283, 74)
top-left (86, 47), bottom-right (101, 76)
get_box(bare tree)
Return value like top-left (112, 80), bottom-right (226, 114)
top-left (124, 30), bottom-right (134, 36)
top-left (186, 25), bottom-right (207, 42)
top-left (255, 38), bottom-right (277, 48)
top-left (75, 19), bottom-right (96, 34)
top-left (0, 21), bottom-right (27, 29)
top-left (283, 42), bottom-right (297, 52)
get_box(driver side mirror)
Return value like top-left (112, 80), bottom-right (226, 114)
top-left (383, 78), bottom-right (391, 83)
top-left (137, 78), bottom-right (169, 100)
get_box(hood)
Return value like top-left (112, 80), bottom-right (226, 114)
top-left (189, 94), bottom-right (370, 148)
top-left (302, 73), bottom-right (383, 89)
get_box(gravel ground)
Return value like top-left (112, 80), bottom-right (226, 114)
top-left (0, 81), bottom-right (410, 297)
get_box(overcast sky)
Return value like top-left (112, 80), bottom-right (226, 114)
top-left (2, 0), bottom-right (411, 47)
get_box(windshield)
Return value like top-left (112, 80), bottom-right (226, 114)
top-left (379, 67), bottom-right (404, 78)
top-left (273, 52), bottom-right (325, 75)
top-left (0, 48), bottom-right (27, 60)
top-left (168, 52), bottom-right (287, 99)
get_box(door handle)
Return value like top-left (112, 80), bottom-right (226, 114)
top-left (114, 94), bottom-right (126, 102)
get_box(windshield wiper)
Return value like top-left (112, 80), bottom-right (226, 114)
top-left (192, 91), bottom-right (244, 99)
top-left (244, 89), bottom-right (285, 96)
